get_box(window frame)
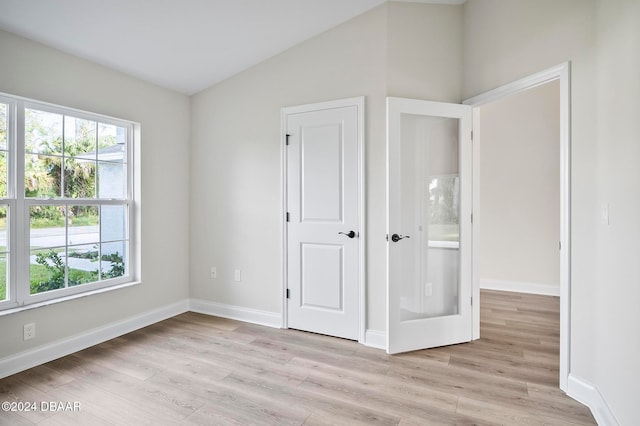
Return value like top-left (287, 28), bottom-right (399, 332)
top-left (0, 93), bottom-right (138, 312)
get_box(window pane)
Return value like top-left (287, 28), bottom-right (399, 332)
top-left (25, 109), bottom-right (63, 155)
top-left (0, 206), bottom-right (6, 301)
top-left (0, 254), bottom-right (6, 301)
top-left (0, 103), bottom-right (7, 150)
top-left (0, 151), bottom-right (7, 198)
top-left (98, 123), bottom-right (126, 163)
top-left (64, 116), bottom-right (97, 159)
top-left (101, 205), bottom-right (126, 241)
top-left (68, 205), bottom-right (99, 245)
top-left (26, 154), bottom-right (61, 197)
top-left (30, 205), bottom-right (105, 294)
top-left (30, 248), bottom-right (66, 294)
top-left (64, 117), bottom-right (98, 200)
top-left (68, 243), bottom-right (99, 286)
top-left (30, 205), bottom-right (66, 248)
top-left (30, 199), bottom-right (66, 292)
top-left (0, 103), bottom-right (6, 198)
top-left (97, 162), bottom-right (125, 199)
top-left (0, 205), bottom-right (7, 249)
top-left (101, 241), bottom-right (126, 279)
top-left (63, 158), bottom-right (96, 198)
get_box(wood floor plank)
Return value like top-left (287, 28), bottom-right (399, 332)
top-left (0, 411), bottom-right (36, 426)
top-left (456, 396), bottom-right (587, 426)
top-left (0, 290), bottom-right (596, 425)
top-left (426, 340), bottom-right (526, 364)
top-left (526, 382), bottom-right (596, 423)
top-left (72, 343), bottom-right (162, 381)
top-left (181, 383), bottom-right (312, 426)
top-left (448, 355), bottom-right (558, 387)
top-left (298, 371), bottom-right (463, 425)
top-left (293, 357), bottom-right (459, 410)
top-left (45, 353), bottom-right (206, 422)
top-left (238, 323), bottom-right (359, 357)
top-left (48, 379), bottom-right (183, 426)
top-left (12, 364), bottom-right (75, 394)
top-left (0, 376), bottom-right (58, 424)
top-left (221, 372), bottom-right (400, 425)
top-left (38, 409), bottom-right (114, 426)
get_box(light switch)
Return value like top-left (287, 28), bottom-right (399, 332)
top-left (602, 203), bottom-right (610, 226)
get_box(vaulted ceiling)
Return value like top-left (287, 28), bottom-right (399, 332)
top-left (0, 0), bottom-right (465, 95)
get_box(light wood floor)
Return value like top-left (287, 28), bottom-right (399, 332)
top-left (1, 290), bottom-right (595, 425)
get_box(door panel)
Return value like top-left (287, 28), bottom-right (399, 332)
top-left (301, 124), bottom-right (343, 222)
top-left (387, 97), bottom-right (472, 354)
top-left (301, 243), bottom-right (343, 310)
top-left (286, 101), bottom-right (361, 340)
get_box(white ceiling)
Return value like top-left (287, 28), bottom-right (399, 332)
top-left (0, 0), bottom-right (464, 95)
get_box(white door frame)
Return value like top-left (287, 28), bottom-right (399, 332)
top-left (463, 62), bottom-right (571, 391)
top-left (281, 96), bottom-right (366, 343)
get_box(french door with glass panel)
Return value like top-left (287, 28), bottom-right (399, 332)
top-left (387, 97), bottom-right (472, 354)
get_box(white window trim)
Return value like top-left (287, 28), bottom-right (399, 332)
top-left (0, 92), bottom-right (140, 312)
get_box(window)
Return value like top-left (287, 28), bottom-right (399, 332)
top-left (0, 94), bottom-right (136, 310)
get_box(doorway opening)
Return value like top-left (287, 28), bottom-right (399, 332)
top-left (465, 62), bottom-right (571, 391)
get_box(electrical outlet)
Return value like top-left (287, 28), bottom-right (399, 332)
top-left (210, 266), bottom-right (217, 279)
top-left (23, 323), bottom-right (35, 341)
top-left (234, 269), bottom-right (242, 282)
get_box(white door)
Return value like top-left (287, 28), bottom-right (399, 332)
top-left (285, 98), bottom-right (363, 341)
top-left (387, 97), bottom-right (472, 354)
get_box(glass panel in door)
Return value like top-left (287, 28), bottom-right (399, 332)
top-left (398, 114), bottom-right (460, 322)
top-left (387, 97), bottom-right (472, 354)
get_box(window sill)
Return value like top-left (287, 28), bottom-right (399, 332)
top-left (0, 280), bottom-right (141, 317)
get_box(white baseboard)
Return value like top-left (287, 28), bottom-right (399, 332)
top-left (189, 298), bottom-right (281, 329)
top-left (0, 300), bottom-right (189, 380)
top-left (480, 279), bottom-right (560, 296)
top-left (364, 329), bottom-right (386, 350)
top-left (567, 374), bottom-right (619, 425)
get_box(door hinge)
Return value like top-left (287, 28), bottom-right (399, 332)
top-left (285, 134), bottom-right (290, 145)
top-left (471, 297), bottom-right (473, 306)
top-left (286, 212), bottom-right (290, 222)
top-left (559, 241), bottom-right (562, 250)
top-left (471, 130), bottom-right (473, 141)
top-left (286, 289), bottom-right (290, 299)
top-left (471, 213), bottom-right (473, 224)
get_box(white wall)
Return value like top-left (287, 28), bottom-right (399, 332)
top-left (0, 30), bottom-right (190, 359)
top-left (189, 2), bottom-right (463, 334)
top-left (189, 5), bottom-right (387, 322)
top-left (478, 81), bottom-right (560, 293)
top-left (387, 3), bottom-right (462, 101)
top-left (593, 0), bottom-right (640, 423)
